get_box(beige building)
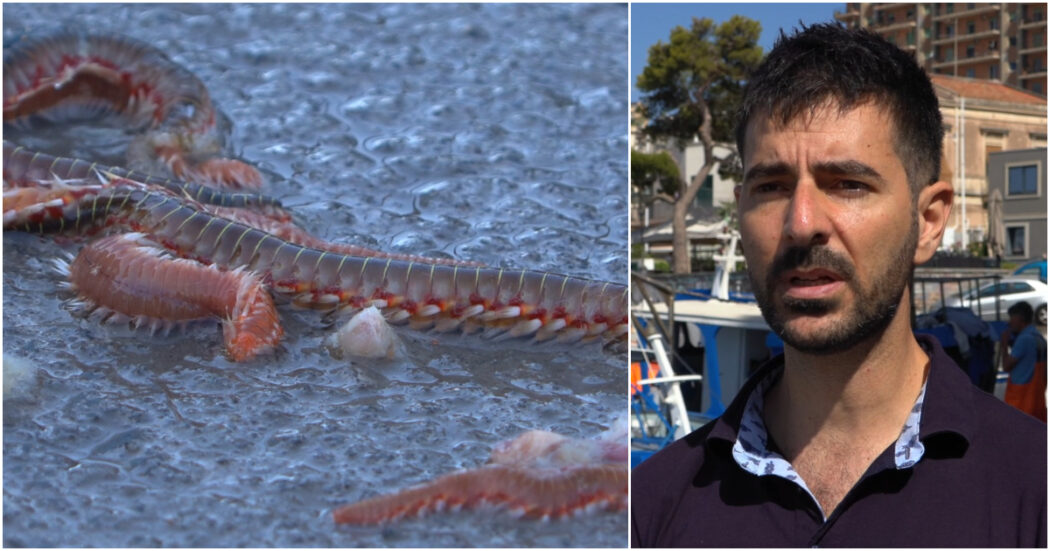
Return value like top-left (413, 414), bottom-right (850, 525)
top-left (835, 3), bottom-right (1047, 96)
top-left (933, 74), bottom-right (1047, 248)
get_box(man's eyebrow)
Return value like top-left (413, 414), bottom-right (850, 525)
top-left (812, 160), bottom-right (887, 185)
top-left (743, 160), bottom-right (889, 186)
top-left (743, 161), bottom-right (795, 183)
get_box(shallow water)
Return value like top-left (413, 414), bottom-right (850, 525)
top-left (2, 3), bottom-right (628, 547)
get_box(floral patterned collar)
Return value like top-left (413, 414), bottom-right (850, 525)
top-left (731, 364), bottom-right (928, 519)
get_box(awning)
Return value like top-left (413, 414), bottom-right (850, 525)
top-left (639, 218), bottom-right (728, 243)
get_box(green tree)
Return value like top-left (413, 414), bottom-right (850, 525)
top-left (631, 149), bottom-right (683, 197)
top-left (636, 15), bottom-right (762, 274)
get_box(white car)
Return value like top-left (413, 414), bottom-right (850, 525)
top-left (943, 277), bottom-right (1048, 326)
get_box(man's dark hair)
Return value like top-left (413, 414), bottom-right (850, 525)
top-left (1008, 301), bottom-right (1034, 325)
top-left (735, 23), bottom-right (943, 195)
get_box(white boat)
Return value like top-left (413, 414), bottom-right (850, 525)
top-left (631, 231), bottom-right (778, 466)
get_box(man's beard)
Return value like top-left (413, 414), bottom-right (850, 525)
top-left (749, 218), bottom-right (918, 355)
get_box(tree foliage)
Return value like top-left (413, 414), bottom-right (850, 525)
top-left (636, 16), bottom-right (762, 146)
top-left (631, 149), bottom-right (682, 197)
top-left (634, 15), bottom-right (762, 273)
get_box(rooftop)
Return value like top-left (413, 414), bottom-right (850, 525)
top-left (931, 74), bottom-right (1047, 104)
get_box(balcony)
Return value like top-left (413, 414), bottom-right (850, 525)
top-left (1020, 18), bottom-right (1047, 29)
top-left (834, 9), bottom-right (860, 22)
top-left (872, 3), bottom-right (911, 11)
top-left (962, 28), bottom-right (1003, 40)
top-left (873, 19), bottom-right (917, 32)
top-left (932, 52), bottom-right (1002, 68)
top-left (931, 28), bottom-right (1000, 44)
top-left (931, 4), bottom-right (1001, 21)
top-left (1019, 69), bottom-right (1048, 79)
top-left (885, 40), bottom-right (918, 52)
top-left (1019, 43), bottom-right (1048, 55)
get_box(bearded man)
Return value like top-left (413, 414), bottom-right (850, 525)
top-left (631, 24), bottom-right (1046, 547)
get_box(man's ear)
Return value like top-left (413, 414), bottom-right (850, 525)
top-left (913, 180), bottom-right (954, 265)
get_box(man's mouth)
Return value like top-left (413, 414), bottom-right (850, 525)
top-left (790, 275), bottom-right (836, 286)
top-left (780, 269), bottom-right (845, 299)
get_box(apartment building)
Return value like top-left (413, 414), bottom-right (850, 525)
top-left (835, 3), bottom-right (1047, 96)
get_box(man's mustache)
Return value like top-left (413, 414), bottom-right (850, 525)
top-left (768, 246), bottom-right (856, 282)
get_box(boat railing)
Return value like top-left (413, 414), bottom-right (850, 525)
top-left (630, 271), bottom-right (705, 461)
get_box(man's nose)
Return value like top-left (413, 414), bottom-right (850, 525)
top-left (783, 181), bottom-right (831, 246)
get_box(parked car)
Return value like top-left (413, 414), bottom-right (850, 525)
top-left (1013, 260), bottom-right (1047, 283)
top-left (943, 277), bottom-right (1048, 326)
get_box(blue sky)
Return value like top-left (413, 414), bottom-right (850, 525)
top-left (632, 3), bottom-right (846, 101)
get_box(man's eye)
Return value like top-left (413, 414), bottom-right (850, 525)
top-left (836, 180), bottom-right (871, 193)
top-left (752, 182), bottom-right (786, 194)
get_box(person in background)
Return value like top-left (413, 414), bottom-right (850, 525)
top-left (1000, 301), bottom-right (1047, 421)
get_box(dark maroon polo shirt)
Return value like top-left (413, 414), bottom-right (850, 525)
top-left (631, 335), bottom-right (1047, 547)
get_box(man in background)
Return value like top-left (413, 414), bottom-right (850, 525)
top-left (1000, 301), bottom-right (1047, 421)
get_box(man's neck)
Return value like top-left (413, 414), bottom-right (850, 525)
top-left (767, 307), bottom-right (929, 445)
top-left (762, 302), bottom-right (931, 515)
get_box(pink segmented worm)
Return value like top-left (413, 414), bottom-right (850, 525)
top-left (62, 232), bottom-right (281, 361)
top-left (332, 464), bottom-right (627, 524)
top-left (333, 419), bottom-right (628, 524)
top-left (29, 185), bottom-right (627, 346)
top-left (4, 29), bottom-right (261, 190)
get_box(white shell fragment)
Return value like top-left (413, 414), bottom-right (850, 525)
top-left (326, 306), bottom-right (401, 360)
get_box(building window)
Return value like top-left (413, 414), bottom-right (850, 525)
top-left (1010, 36), bottom-right (1017, 46)
top-left (1006, 225), bottom-right (1028, 257)
top-left (990, 64), bottom-right (999, 79)
top-left (991, 17), bottom-right (999, 30)
top-left (1008, 164), bottom-right (1040, 196)
top-left (967, 45), bottom-right (976, 57)
top-left (989, 39), bottom-right (997, 50)
top-left (1033, 82), bottom-right (1043, 94)
top-left (947, 4), bottom-right (954, 14)
top-left (966, 67), bottom-right (976, 77)
top-left (1010, 61), bottom-right (1018, 70)
top-left (967, 21), bottom-right (976, 33)
top-left (693, 175), bottom-right (714, 208)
